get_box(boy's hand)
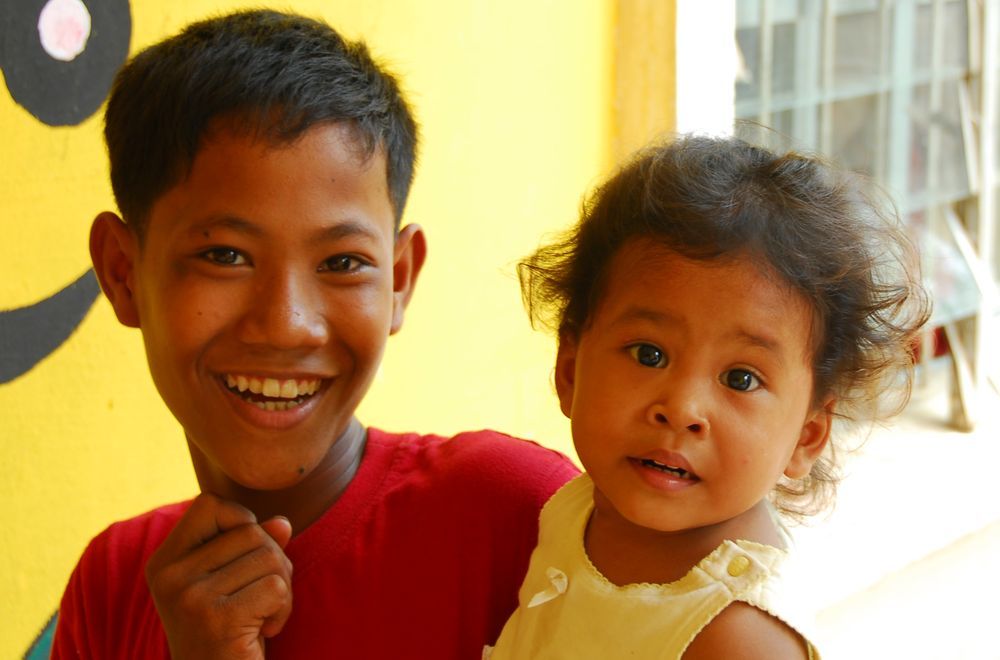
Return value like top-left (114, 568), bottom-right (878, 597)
top-left (145, 493), bottom-right (294, 660)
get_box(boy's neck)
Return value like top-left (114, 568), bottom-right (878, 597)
top-left (584, 498), bottom-right (782, 587)
top-left (188, 418), bottom-right (367, 536)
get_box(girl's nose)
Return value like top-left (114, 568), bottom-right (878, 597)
top-left (236, 272), bottom-right (329, 349)
top-left (646, 382), bottom-right (709, 434)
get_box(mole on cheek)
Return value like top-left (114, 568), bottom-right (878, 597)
top-left (298, 467), bottom-right (305, 475)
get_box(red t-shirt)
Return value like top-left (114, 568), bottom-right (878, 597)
top-left (52, 428), bottom-right (578, 659)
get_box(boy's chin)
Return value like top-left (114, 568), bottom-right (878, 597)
top-left (188, 443), bottom-right (318, 495)
top-left (226, 461), bottom-right (315, 492)
top-left (234, 474), bottom-right (303, 492)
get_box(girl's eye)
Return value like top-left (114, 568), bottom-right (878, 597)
top-left (628, 344), bottom-right (666, 368)
top-left (320, 255), bottom-right (366, 273)
top-left (202, 248), bottom-right (246, 266)
top-left (723, 369), bottom-right (760, 392)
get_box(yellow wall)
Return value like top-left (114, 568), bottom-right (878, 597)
top-left (1, 1), bottom-right (621, 655)
top-left (613, 0), bottom-right (676, 160)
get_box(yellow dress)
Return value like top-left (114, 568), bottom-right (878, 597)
top-left (486, 474), bottom-right (819, 659)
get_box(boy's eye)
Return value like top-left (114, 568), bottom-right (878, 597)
top-left (723, 369), bottom-right (760, 392)
top-left (202, 248), bottom-right (247, 266)
top-left (319, 255), bottom-right (366, 273)
top-left (628, 343), bottom-right (666, 368)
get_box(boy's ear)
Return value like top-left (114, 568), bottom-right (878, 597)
top-left (389, 223), bottom-right (427, 334)
top-left (90, 211), bottom-right (141, 328)
top-left (554, 333), bottom-right (579, 419)
top-left (784, 397), bottom-right (835, 479)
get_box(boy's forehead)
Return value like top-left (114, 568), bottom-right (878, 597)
top-left (143, 120), bottom-right (395, 243)
top-left (202, 114), bottom-right (378, 170)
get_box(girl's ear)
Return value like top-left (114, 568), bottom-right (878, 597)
top-left (389, 223), bottom-right (427, 335)
top-left (785, 398), bottom-right (835, 479)
top-left (90, 211), bottom-right (141, 328)
top-left (554, 333), bottom-right (578, 419)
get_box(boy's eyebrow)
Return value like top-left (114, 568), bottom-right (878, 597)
top-left (188, 217), bottom-right (381, 242)
top-left (311, 220), bottom-right (382, 243)
top-left (189, 216), bottom-right (264, 237)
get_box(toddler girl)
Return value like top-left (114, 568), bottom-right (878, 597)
top-left (488, 135), bottom-right (930, 659)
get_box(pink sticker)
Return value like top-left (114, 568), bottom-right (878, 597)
top-left (37, 0), bottom-right (92, 62)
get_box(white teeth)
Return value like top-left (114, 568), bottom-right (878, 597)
top-left (225, 375), bottom-right (322, 401)
top-left (262, 378), bottom-right (281, 397)
top-left (252, 399), bottom-right (297, 411)
top-left (643, 459), bottom-right (691, 478)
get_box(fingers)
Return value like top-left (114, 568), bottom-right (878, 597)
top-left (151, 493), bottom-right (258, 565)
top-left (144, 494), bottom-right (295, 659)
top-left (229, 573), bottom-right (294, 639)
top-left (167, 521), bottom-right (293, 590)
top-left (259, 515), bottom-right (293, 549)
top-left (148, 497), bottom-right (293, 594)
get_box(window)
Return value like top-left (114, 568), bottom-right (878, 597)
top-left (734, 0), bottom-right (999, 429)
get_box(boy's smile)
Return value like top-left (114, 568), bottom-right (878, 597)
top-left (92, 120), bottom-right (424, 508)
top-left (555, 241), bottom-right (831, 546)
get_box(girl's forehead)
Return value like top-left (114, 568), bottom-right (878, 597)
top-left (591, 240), bottom-right (818, 353)
top-left (602, 240), bottom-right (794, 297)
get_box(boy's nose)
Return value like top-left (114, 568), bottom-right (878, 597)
top-left (236, 272), bottom-right (329, 349)
top-left (646, 380), bottom-right (709, 434)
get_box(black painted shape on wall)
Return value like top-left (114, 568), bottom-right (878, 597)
top-left (1, 0), bottom-right (132, 126)
top-left (0, 268), bottom-right (100, 384)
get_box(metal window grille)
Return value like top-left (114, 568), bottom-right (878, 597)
top-left (733, 0), bottom-right (998, 429)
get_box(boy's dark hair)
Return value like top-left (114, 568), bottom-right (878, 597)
top-left (104, 9), bottom-right (418, 237)
top-left (520, 135), bottom-right (931, 518)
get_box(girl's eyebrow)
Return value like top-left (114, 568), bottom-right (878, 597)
top-left (612, 304), bottom-right (787, 361)
top-left (726, 327), bottom-right (780, 353)
top-left (726, 329), bottom-right (787, 368)
top-left (610, 305), bottom-right (674, 327)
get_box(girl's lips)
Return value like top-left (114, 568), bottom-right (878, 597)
top-left (628, 451), bottom-right (700, 492)
top-left (632, 449), bottom-right (696, 477)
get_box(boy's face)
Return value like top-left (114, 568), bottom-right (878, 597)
top-left (555, 241), bottom-right (831, 537)
top-left (95, 121), bottom-right (423, 492)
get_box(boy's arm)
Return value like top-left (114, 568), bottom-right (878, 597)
top-left (145, 493), bottom-right (293, 660)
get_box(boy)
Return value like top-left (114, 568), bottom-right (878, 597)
top-left (52, 10), bottom-right (577, 659)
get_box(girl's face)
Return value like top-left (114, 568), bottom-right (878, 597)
top-left (555, 241), bottom-right (832, 536)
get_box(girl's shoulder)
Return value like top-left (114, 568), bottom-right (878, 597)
top-left (683, 600), bottom-right (817, 660)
